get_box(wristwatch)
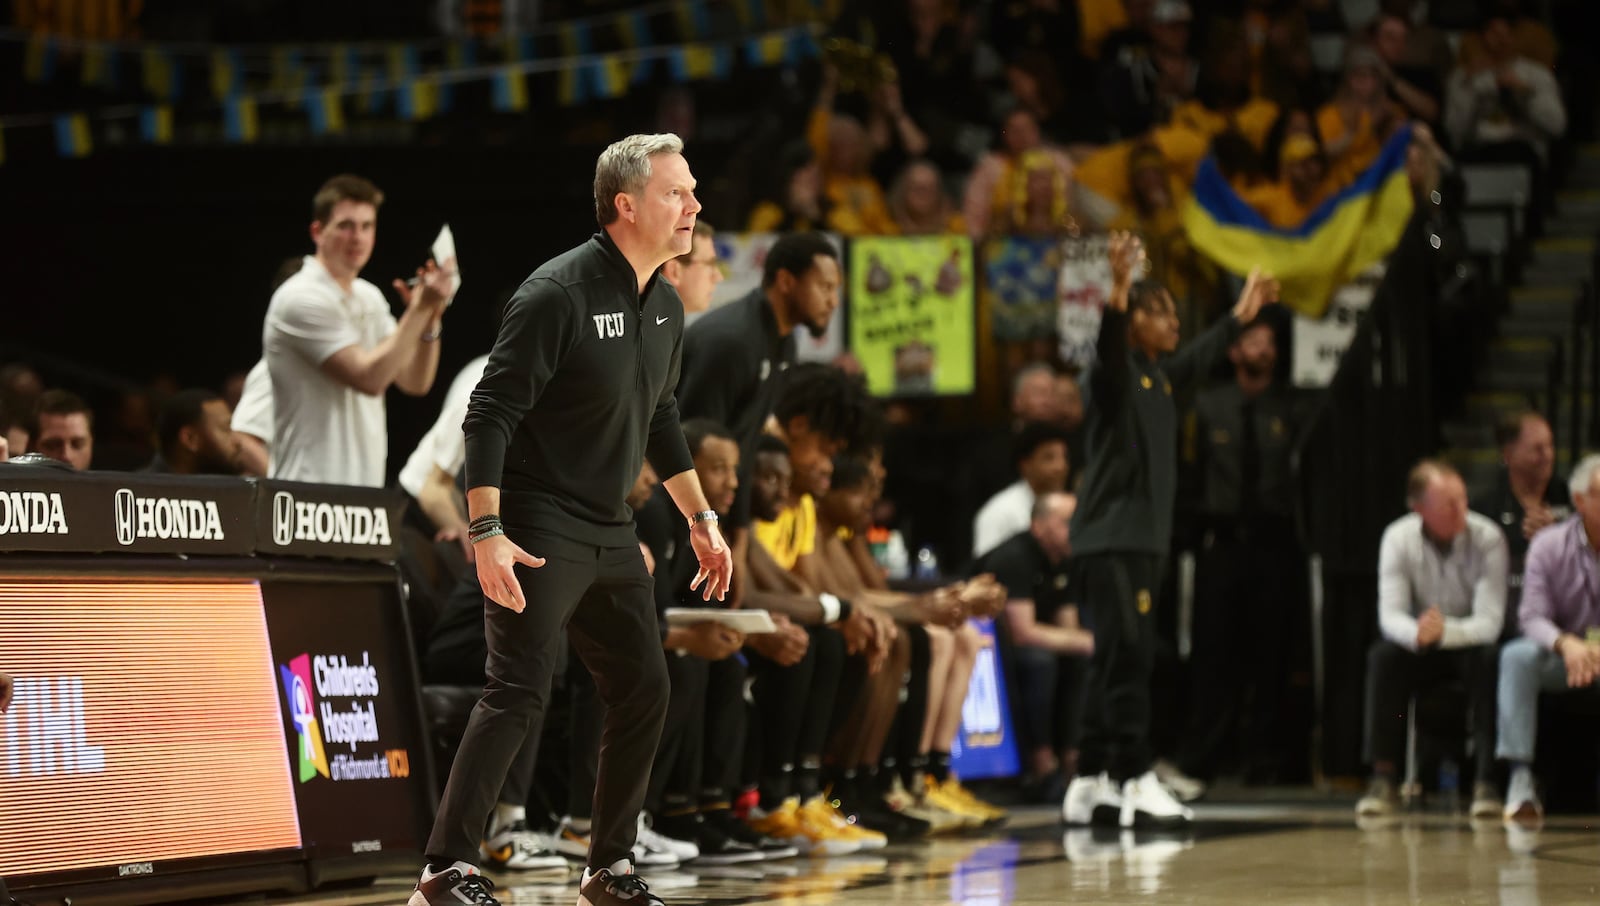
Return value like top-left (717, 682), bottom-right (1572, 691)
top-left (688, 510), bottom-right (719, 526)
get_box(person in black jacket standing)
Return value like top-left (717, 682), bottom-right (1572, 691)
top-left (409, 133), bottom-right (732, 906)
top-left (1060, 232), bottom-right (1276, 829)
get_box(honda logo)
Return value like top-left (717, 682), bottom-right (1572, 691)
top-left (273, 492), bottom-right (293, 546)
top-left (113, 489), bottom-right (225, 545)
top-left (114, 488), bottom-right (135, 546)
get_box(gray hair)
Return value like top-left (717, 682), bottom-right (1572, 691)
top-left (1012, 362), bottom-right (1056, 401)
top-left (594, 133), bottom-right (684, 226)
top-left (1569, 454), bottom-right (1600, 500)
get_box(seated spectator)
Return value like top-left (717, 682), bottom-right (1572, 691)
top-left (1357, 460), bottom-right (1507, 819)
top-left (1377, 0), bottom-right (1454, 84)
top-left (1456, 1), bottom-right (1558, 73)
top-left (1097, 0), bottom-right (1199, 141)
top-left (972, 421), bottom-right (1072, 560)
top-left (1317, 45), bottom-right (1404, 184)
top-left (1496, 455), bottom-right (1600, 824)
top-left (807, 63), bottom-right (898, 236)
top-left (746, 142), bottom-right (829, 233)
top-left (1475, 410), bottom-right (1568, 633)
top-left (1445, 14), bottom-right (1567, 162)
top-left (863, 77), bottom-right (933, 189)
top-left (873, 0), bottom-right (989, 156)
top-left (145, 389), bottom-right (244, 475)
top-left (660, 222), bottom-right (724, 317)
top-left (1242, 134), bottom-right (1332, 230)
top-left (1002, 49), bottom-right (1076, 146)
top-left (30, 389), bottom-right (94, 471)
top-left (980, 491), bottom-right (1093, 802)
top-left (887, 160), bottom-right (964, 236)
top-left (963, 108), bottom-right (1076, 239)
top-left (1370, 11), bottom-right (1443, 124)
top-left (966, 366), bottom-right (1068, 515)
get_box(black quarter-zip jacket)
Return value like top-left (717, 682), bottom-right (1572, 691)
top-left (463, 231), bottom-right (696, 547)
top-left (1071, 307), bottom-right (1239, 558)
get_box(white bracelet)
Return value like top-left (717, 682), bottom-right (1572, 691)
top-left (818, 593), bottom-right (842, 624)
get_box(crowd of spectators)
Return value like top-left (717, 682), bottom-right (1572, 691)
top-left (1, 3), bottom-right (1594, 881)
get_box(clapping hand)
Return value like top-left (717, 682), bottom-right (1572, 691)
top-left (1231, 267), bottom-right (1281, 323)
top-left (393, 256), bottom-right (458, 310)
top-left (1106, 231), bottom-right (1146, 310)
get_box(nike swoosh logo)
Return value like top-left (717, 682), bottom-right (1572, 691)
top-left (656, 316), bottom-right (669, 325)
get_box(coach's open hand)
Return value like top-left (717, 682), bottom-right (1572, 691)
top-left (476, 534), bottom-right (546, 613)
top-left (689, 520), bottom-right (733, 602)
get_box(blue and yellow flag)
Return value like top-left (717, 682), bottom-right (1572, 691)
top-left (1182, 124), bottom-right (1415, 318)
top-left (675, 0), bottom-right (712, 39)
top-left (210, 48), bottom-right (242, 102)
top-left (24, 33), bottom-right (56, 82)
top-left (557, 64), bottom-right (587, 106)
top-left (669, 44), bottom-right (733, 82)
top-left (140, 105), bottom-right (173, 144)
top-left (54, 114), bottom-right (92, 158)
top-left (733, 0), bottom-right (767, 30)
top-left (386, 44), bottom-right (420, 86)
top-left (82, 43), bottom-right (117, 88)
top-left (503, 33), bottom-right (534, 63)
top-left (142, 47), bottom-right (180, 100)
top-left (269, 47), bottom-right (302, 95)
top-left (614, 12), bottom-right (650, 48)
top-left (744, 33), bottom-right (792, 67)
top-left (591, 56), bottom-right (630, 99)
top-left (305, 87), bottom-right (344, 135)
top-left (492, 68), bottom-right (528, 112)
top-left (328, 45), bottom-right (356, 88)
top-left (397, 79), bottom-right (439, 121)
top-left (446, 39), bottom-right (477, 71)
top-left (559, 21), bottom-right (592, 58)
top-left (223, 96), bottom-right (259, 143)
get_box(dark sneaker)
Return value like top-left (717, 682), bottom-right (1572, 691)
top-left (406, 869), bottom-right (500, 906)
top-left (578, 868), bottom-right (664, 906)
top-left (701, 807), bottom-right (800, 860)
top-left (653, 813), bottom-right (763, 865)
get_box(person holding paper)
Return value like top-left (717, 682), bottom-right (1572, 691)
top-left (262, 174), bottom-right (456, 487)
top-left (634, 419), bottom-right (799, 863)
top-left (411, 135), bottom-right (730, 906)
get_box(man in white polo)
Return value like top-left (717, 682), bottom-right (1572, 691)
top-left (264, 173), bottom-right (454, 487)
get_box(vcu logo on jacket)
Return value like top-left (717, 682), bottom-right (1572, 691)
top-left (592, 313), bottom-right (627, 339)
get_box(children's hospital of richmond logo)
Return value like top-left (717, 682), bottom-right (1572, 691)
top-left (279, 654), bottom-right (330, 782)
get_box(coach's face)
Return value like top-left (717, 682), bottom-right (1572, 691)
top-left (634, 152), bottom-right (702, 263)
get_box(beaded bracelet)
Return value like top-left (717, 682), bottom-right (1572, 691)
top-left (469, 514), bottom-right (502, 529)
top-left (469, 526), bottom-right (506, 544)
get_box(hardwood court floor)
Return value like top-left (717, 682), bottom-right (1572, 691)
top-left (282, 801), bottom-right (1600, 906)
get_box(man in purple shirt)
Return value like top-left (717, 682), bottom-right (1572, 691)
top-left (1497, 454), bottom-right (1600, 824)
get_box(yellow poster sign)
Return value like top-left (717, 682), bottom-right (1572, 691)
top-left (848, 237), bottom-right (976, 397)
